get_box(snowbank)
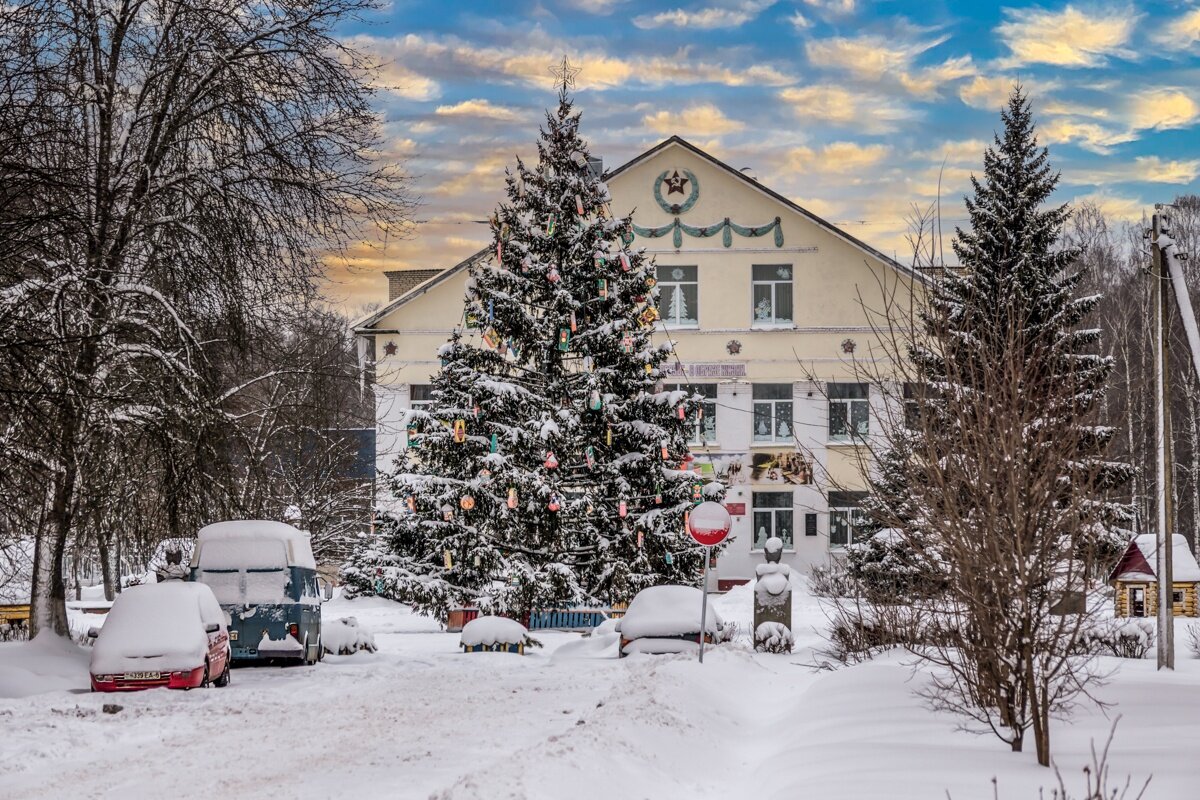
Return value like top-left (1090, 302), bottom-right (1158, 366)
top-left (323, 617), bottom-right (377, 655)
top-left (90, 582), bottom-right (224, 676)
top-left (0, 633), bottom-right (90, 698)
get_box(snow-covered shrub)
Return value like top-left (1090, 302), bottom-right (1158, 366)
top-left (1078, 619), bottom-right (1154, 659)
top-left (322, 617), bottom-right (377, 655)
top-left (808, 561), bottom-right (858, 598)
top-left (1187, 622), bottom-right (1200, 658)
top-left (754, 622), bottom-right (793, 654)
top-left (845, 529), bottom-right (945, 603)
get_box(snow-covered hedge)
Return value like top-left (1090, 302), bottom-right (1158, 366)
top-left (322, 617), bottom-right (377, 656)
top-left (1077, 619), bottom-right (1154, 659)
top-left (754, 622), bottom-right (793, 654)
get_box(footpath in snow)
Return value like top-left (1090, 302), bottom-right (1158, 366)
top-left (2, 581), bottom-right (1199, 799)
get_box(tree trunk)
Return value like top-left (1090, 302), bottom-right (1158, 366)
top-left (30, 469), bottom-right (76, 638)
top-left (98, 530), bottom-right (115, 601)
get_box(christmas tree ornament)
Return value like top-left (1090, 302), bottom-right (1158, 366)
top-left (500, 222), bottom-right (510, 240)
top-left (544, 451), bottom-right (559, 469)
top-left (548, 494), bottom-right (561, 512)
top-left (489, 433), bottom-right (498, 453)
top-left (639, 306), bottom-right (659, 327)
top-left (569, 310), bottom-right (577, 332)
top-left (645, 363), bottom-right (653, 375)
top-left (557, 328), bottom-right (571, 351)
top-left (692, 482), bottom-right (703, 502)
top-left (583, 355), bottom-right (595, 372)
top-left (637, 530), bottom-right (644, 548)
top-left (496, 241), bottom-right (502, 263)
top-left (460, 495), bottom-right (476, 511)
top-left (488, 299), bottom-right (495, 321)
top-left (588, 389), bottom-right (602, 411)
top-left (618, 252), bottom-right (631, 271)
top-left (441, 505), bottom-right (454, 521)
top-left (465, 311), bottom-right (479, 328)
top-left (585, 445), bottom-right (595, 467)
top-left (453, 419), bottom-right (466, 443)
top-left (594, 253), bottom-right (606, 268)
top-left (654, 486), bottom-right (663, 504)
top-left (586, 501), bottom-right (595, 514)
top-left (507, 487), bottom-right (518, 509)
top-left (606, 424), bottom-right (613, 446)
top-left (597, 278), bottom-right (608, 297)
top-left (645, 275), bottom-right (657, 289)
top-left (474, 554), bottom-right (481, 567)
top-left (570, 150), bottom-right (587, 167)
top-left (677, 405), bottom-right (686, 420)
top-left (406, 495), bottom-right (416, 513)
top-left (665, 552), bottom-right (674, 565)
top-left (546, 214), bottom-right (556, 235)
top-left (482, 327), bottom-right (499, 349)
top-left (479, 468), bottom-right (491, 480)
top-left (575, 194), bottom-right (585, 215)
top-left (618, 500), bottom-right (627, 518)
top-left (443, 550), bottom-right (453, 569)
top-left (660, 440), bottom-right (669, 459)
top-left (622, 229), bottom-right (634, 245)
top-left (621, 334), bottom-right (633, 353)
top-left (472, 400), bottom-right (480, 418)
top-left (548, 267), bottom-right (561, 283)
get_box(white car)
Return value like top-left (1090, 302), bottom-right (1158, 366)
top-left (617, 585), bottom-right (727, 657)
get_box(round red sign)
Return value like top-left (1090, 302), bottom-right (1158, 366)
top-left (688, 501), bottom-right (732, 546)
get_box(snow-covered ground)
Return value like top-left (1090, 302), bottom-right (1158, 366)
top-left (2, 581), bottom-right (1199, 799)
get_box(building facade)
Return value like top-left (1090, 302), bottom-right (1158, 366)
top-left (353, 137), bottom-right (922, 587)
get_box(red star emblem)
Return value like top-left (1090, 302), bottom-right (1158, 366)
top-left (664, 170), bottom-right (689, 195)
top-left (383, 341), bottom-right (397, 356)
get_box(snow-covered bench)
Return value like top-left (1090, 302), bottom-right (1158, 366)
top-left (447, 604), bottom-right (628, 633)
top-left (460, 616), bottom-right (541, 655)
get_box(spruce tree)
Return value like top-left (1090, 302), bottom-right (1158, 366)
top-left (344, 87), bottom-right (719, 620)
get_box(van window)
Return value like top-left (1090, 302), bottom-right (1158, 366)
top-left (200, 569), bottom-right (242, 605)
top-left (245, 568), bottom-right (291, 605)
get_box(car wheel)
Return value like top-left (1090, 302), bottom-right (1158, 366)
top-left (214, 653), bottom-right (231, 688)
top-left (316, 635), bottom-right (323, 662)
top-left (201, 660), bottom-right (210, 689)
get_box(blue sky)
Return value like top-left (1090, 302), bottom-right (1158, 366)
top-left (328, 1), bottom-right (1200, 311)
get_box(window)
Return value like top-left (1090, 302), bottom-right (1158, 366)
top-left (658, 265), bottom-right (698, 326)
top-left (902, 382), bottom-right (923, 430)
top-left (671, 383), bottom-right (717, 444)
top-left (829, 491), bottom-right (869, 548)
top-left (1173, 590), bottom-right (1184, 605)
top-left (752, 264), bottom-right (793, 325)
top-left (752, 384), bottom-right (793, 444)
top-left (410, 384), bottom-right (434, 411)
top-left (829, 383), bottom-right (869, 440)
top-left (752, 491), bottom-right (794, 550)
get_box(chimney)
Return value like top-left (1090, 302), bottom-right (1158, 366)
top-left (384, 268), bottom-right (443, 301)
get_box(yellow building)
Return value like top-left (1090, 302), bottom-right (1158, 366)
top-left (353, 137), bottom-right (923, 586)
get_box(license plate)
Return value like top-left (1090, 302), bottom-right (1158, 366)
top-left (229, 630), bottom-right (238, 641)
top-left (124, 672), bottom-right (161, 680)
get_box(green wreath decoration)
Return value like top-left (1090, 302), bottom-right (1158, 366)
top-left (653, 169), bottom-right (700, 215)
top-left (631, 216), bottom-right (784, 249)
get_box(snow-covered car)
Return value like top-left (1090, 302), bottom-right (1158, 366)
top-left (89, 581), bottom-right (231, 692)
top-left (617, 585), bottom-right (728, 657)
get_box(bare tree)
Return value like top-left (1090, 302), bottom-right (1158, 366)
top-left (0, 0), bottom-right (411, 635)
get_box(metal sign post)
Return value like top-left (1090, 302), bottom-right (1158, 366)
top-left (687, 502), bottom-right (732, 664)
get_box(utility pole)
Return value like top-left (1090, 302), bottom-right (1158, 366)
top-left (1152, 210), bottom-right (1175, 670)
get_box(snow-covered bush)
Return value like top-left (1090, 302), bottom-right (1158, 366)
top-left (754, 622), bottom-right (793, 654)
top-left (322, 617), bottom-right (377, 656)
top-left (1187, 622), bottom-right (1200, 658)
top-left (845, 529), bottom-right (945, 602)
top-left (1078, 619), bottom-right (1154, 659)
top-left (808, 561), bottom-right (858, 598)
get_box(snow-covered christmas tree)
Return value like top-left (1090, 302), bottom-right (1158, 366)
top-left (344, 80), bottom-right (722, 619)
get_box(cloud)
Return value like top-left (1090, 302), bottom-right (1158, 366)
top-left (633, 1), bottom-right (776, 29)
top-left (995, 4), bottom-right (1140, 68)
top-left (787, 141), bottom-right (891, 174)
top-left (352, 34), bottom-right (795, 90)
top-left (1040, 118), bottom-right (1137, 153)
top-left (805, 34), bottom-right (974, 99)
top-left (372, 62), bottom-right (441, 101)
top-left (1151, 8), bottom-right (1200, 50)
top-left (642, 103), bottom-right (745, 136)
top-left (1067, 156), bottom-right (1200, 186)
top-left (798, 0), bottom-right (855, 14)
top-left (788, 11), bottom-right (812, 29)
top-left (1070, 191), bottom-right (1147, 221)
top-left (434, 98), bottom-right (521, 121)
top-left (1130, 89), bottom-right (1200, 131)
top-left (563, 0), bottom-right (628, 12)
top-left (914, 139), bottom-right (989, 165)
top-left (778, 84), bottom-right (918, 133)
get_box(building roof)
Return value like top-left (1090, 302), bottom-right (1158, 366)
top-left (352, 135), bottom-right (929, 333)
top-left (1110, 534), bottom-right (1200, 583)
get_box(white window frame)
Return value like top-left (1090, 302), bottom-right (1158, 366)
top-left (828, 383), bottom-right (870, 442)
top-left (670, 383), bottom-right (717, 445)
top-left (828, 506), bottom-right (869, 549)
top-left (409, 384), bottom-right (434, 412)
top-left (751, 491), bottom-right (795, 551)
top-left (751, 264), bottom-right (794, 327)
top-left (752, 384), bottom-right (794, 444)
top-left (657, 265), bottom-right (699, 328)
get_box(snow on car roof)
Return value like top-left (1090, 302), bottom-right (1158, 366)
top-left (90, 582), bottom-right (224, 675)
top-left (195, 520), bottom-right (316, 569)
top-left (619, 585), bottom-right (724, 640)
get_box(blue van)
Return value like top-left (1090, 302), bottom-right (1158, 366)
top-left (190, 521), bottom-right (322, 664)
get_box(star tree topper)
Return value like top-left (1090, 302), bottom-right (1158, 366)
top-left (549, 55), bottom-right (581, 91)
